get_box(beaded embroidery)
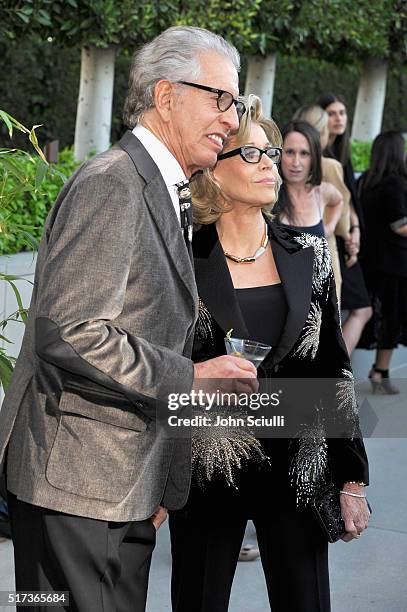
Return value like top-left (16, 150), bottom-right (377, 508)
top-left (195, 298), bottom-right (215, 344)
top-left (293, 302), bottom-right (322, 360)
top-left (294, 233), bottom-right (332, 296)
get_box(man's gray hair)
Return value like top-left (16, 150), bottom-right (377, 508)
top-left (123, 26), bottom-right (240, 128)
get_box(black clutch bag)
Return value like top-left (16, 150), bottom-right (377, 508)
top-left (311, 483), bottom-right (372, 543)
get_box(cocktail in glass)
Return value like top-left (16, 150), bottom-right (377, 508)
top-left (224, 337), bottom-right (272, 369)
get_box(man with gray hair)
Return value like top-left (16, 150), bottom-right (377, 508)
top-left (0, 26), bottom-right (257, 611)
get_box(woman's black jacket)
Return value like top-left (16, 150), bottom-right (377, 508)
top-left (191, 219), bottom-right (369, 505)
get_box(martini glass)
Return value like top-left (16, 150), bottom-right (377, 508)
top-left (224, 337), bottom-right (272, 369)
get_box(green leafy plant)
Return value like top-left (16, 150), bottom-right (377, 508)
top-left (0, 111), bottom-right (72, 389)
top-left (351, 137), bottom-right (407, 172)
top-left (351, 140), bottom-right (373, 173)
top-left (0, 146), bottom-right (80, 255)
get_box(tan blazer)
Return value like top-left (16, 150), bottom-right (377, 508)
top-left (0, 132), bottom-right (198, 522)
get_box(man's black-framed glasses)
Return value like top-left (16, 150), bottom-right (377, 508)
top-left (178, 81), bottom-right (246, 120)
top-left (217, 145), bottom-right (282, 164)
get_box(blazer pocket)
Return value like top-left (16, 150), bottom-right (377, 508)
top-left (46, 390), bottom-right (146, 502)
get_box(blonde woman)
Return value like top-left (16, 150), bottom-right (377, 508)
top-left (169, 96), bottom-right (369, 612)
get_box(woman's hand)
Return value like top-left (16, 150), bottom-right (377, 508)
top-left (344, 229), bottom-right (359, 267)
top-left (340, 484), bottom-right (370, 542)
top-left (345, 253), bottom-right (358, 268)
top-left (150, 505), bottom-right (168, 530)
top-left (348, 226), bottom-right (361, 250)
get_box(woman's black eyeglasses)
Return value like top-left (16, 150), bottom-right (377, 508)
top-left (217, 145), bottom-right (282, 164)
top-left (178, 81), bottom-right (246, 120)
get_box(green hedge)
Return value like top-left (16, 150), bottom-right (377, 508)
top-left (2, 39), bottom-right (407, 152)
top-left (351, 140), bottom-right (372, 173)
top-left (0, 148), bottom-right (81, 255)
top-left (352, 140), bottom-right (407, 173)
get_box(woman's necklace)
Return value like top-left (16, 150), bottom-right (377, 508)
top-left (223, 222), bottom-right (269, 264)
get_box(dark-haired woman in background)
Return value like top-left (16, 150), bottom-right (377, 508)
top-left (358, 131), bottom-right (407, 393)
top-left (275, 120), bottom-right (343, 245)
top-left (293, 105), bottom-right (352, 302)
top-left (317, 93), bottom-right (372, 355)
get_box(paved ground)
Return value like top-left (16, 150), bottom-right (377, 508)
top-left (1, 367), bottom-right (406, 611)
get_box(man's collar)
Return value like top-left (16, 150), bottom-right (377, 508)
top-left (132, 124), bottom-right (186, 188)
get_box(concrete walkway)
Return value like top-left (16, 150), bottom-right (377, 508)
top-left (1, 369), bottom-right (407, 611)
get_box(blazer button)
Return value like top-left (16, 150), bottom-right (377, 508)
top-left (273, 364), bottom-right (279, 373)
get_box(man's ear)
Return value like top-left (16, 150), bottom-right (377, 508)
top-left (154, 80), bottom-right (176, 123)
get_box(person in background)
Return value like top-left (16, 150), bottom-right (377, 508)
top-left (275, 120), bottom-right (343, 245)
top-left (358, 131), bottom-right (407, 393)
top-left (317, 93), bottom-right (372, 355)
top-left (293, 105), bottom-right (351, 302)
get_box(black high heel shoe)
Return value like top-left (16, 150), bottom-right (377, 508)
top-left (369, 364), bottom-right (400, 395)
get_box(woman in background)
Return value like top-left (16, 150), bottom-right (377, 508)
top-left (317, 93), bottom-right (372, 355)
top-left (293, 105), bottom-right (351, 301)
top-left (275, 120), bottom-right (343, 246)
top-left (358, 131), bottom-right (407, 393)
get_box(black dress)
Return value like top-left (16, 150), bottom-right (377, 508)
top-left (235, 283), bottom-right (288, 346)
top-left (337, 157), bottom-right (371, 310)
top-left (282, 218), bottom-right (325, 238)
top-left (359, 174), bottom-right (407, 349)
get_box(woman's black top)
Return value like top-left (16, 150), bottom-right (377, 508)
top-left (360, 174), bottom-right (407, 278)
top-left (235, 283), bottom-right (288, 347)
top-left (290, 219), bottom-right (325, 238)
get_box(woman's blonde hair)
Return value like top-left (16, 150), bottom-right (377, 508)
top-left (191, 94), bottom-right (282, 225)
top-left (293, 104), bottom-right (328, 135)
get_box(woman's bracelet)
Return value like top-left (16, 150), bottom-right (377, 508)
top-left (340, 490), bottom-right (366, 499)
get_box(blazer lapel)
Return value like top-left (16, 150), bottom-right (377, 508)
top-left (193, 224), bottom-right (249, 338)
top-left (119, 131), bottom-right (197, 303)
top-left (266, 225), bottom-right (314, 366)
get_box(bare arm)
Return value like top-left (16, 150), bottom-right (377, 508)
top-left (321, 182), bottom-right (343, 238)
top-left (322, 158), bottom-right (351, 238)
